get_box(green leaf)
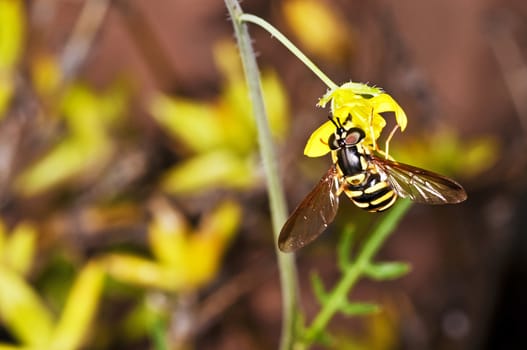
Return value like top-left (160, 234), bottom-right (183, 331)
top-left (340, 301), bottom-right (380, 316)
top-left (150, 315), bottom-right (168, 350)
top-left (363, 261), bottom-right (411, 280)
top-left (309, 272), bottom-right (328, 304)
top-left (337, 225), bottom-right (355, 271)
top-left (301, 327), bottom-right (333, 347)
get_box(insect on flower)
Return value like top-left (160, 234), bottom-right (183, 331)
top-left (278, 114), bottom-right (467, 252)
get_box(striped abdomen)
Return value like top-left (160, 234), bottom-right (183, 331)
top-left (333, 144), bottom-right (397, 212)
top-left (343, 171), bottom-right (397, 212)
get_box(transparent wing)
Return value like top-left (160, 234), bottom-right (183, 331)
top-left (371, 156), bottom-right (467, 204)
top-left (278, 165), bottom-right (341, 252)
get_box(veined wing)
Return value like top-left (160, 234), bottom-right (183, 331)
top-left (371, 156), bottom-right (467, 204)
top-left (278, 165), bottom-right (341, 252)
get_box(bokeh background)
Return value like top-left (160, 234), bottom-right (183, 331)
top-left (0, 0), bottom-right (526, 349)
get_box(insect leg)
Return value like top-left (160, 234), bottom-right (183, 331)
top-left (367, 107), bottom-right (379, 151)
top-left (384, 125), bottom-right (400, 160)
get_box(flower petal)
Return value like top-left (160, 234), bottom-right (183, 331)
top-left (303, 120), bottom-right (334, 157)
top-left (310, 82), bottom-right (408, 156)
top-left (369, 94), bottom-right (408, 131)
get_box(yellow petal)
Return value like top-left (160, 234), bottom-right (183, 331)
top-left (283, 0), bottom-right (351, 63)
top-left (0, 74), bottom-right (14, 118)
top-left (183, 239), bottom-right (222, 287)
top-left (213, 39), bottom-right (244, 83)
top-left (261, 70), bottom-right (289, 140)
top-left (15, 137), bottom-right (111, 196)
top-left (215, 40), bottom-right (289, 147)
top-left (462, 137), bottom-right (499, 177)
top-left (369, 94), bottom-right (407, 131)
top-left (3, 222), bottom-right (36, 275)
top-left (61, 84), bottom-right (123, 137)
top-left (50, 262), bottom-right (105, 350)
top-left (218, 68), bottom-right (289, 152)
top-left (160, 151), bottom-right (257, 194)
top-left (148, 198), bottom-right (189, 266)
top-left (102, 254), bottom-right (186, 291)
top-left (314, 82), bottom-right (407, 151)
top-left (0, 0), bottom-right (24, 70)
top-left (198, 200), bottom-right (241, 242)
top-left (0, 265), bottom-right (54, 346)
top-left (150, 94), bottom-right (223, 153)
top-left (303, 120), bottom-right (334, 157)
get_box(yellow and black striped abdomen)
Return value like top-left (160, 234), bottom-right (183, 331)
top-left (343, 172), bottom-right (397, 212)
top-left (332, 143), bottom-right (397, 212)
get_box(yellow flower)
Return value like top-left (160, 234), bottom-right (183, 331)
top-left (304, 82), bottom-right (408, 157)
top-left (102, 198), bottom-right (241, 292)
top-left (150, 40), bottom-right (289, 194)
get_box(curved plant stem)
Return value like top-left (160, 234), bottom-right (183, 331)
top-left (224, 1), bottom-right (300, 349)
top-left (303, 199), bottom-right (412, 344)
top-left (239, 13), bottom-right (338, 90)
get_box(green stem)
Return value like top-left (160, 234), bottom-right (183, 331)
top-left (239, 13), bottom-right (338, 90)
top-left (303, 200), bottom-right (412, 344)
top-left (224, 2), bottom-right (300, 349)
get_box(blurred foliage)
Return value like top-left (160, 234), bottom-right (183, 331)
top-left (150, 40), bottom-right (289, 194)
top-left (332, 303), bottom-right (400, 350)
top-left (0, 4), bottom-right (253, 344)
top-left (392, 128), bottom-right (499, 177)
top-left (299, 201), bottom-right (413, 347)
top-left (0, 0), bottom-right (24, 118)
top-left (0, 0), bottom-right (503, 348)
top-left (15, 82), bottom-right (127, 196)
top-left (0, 198), bottom-right (241, 349)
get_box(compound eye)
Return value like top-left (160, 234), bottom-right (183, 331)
top-left (328, 133), bottom-right (339, 150)
top-left (345, 130), bottom-right (363, 145)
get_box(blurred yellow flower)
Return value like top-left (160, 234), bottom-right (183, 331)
top-left (103, 199), bottom-right (241, 292)
top-left (304, 82), bottom-right (407, 157)
top-left (150, 40), bottom-right (289, 194)
top-left (282, 0), bottom-right (353, 63)
top-left (392, 128), bottom-right (499, 178)
top-left (0, 217), bottom-right (104, 349)
top-left (15, 83), bottom-right (127, 196)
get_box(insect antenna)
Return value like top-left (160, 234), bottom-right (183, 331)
top-left (328, 115), bottom-right (345, 135)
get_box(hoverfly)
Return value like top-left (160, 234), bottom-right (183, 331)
top-left (278, 115), bottom-right (467, 252)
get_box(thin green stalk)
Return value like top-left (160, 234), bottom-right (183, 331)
top-left (151, 316), bottom-right (168, 350)
top-left (239, 13), bottom-right (338, 90)
top-left (224, 1), bottom-right (300, 349)
top-left (303, 200), bottom-right (412, 344)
